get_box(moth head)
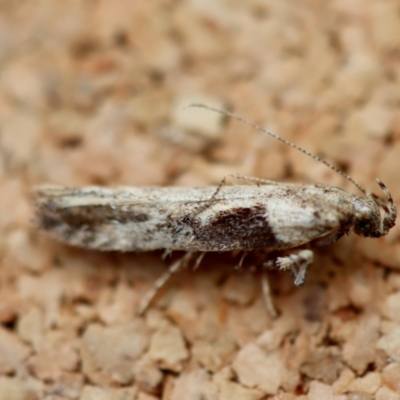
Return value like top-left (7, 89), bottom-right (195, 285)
top-left (355, 179), bottom-right (396, 238)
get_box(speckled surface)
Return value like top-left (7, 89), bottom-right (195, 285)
top-left (1, 1), bottom-right (400, 399)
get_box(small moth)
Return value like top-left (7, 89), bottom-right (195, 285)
top-left (33, 104), bottom-right (396, 314)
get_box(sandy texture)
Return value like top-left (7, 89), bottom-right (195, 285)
top-left (1, 0), bottom-right (400, 398)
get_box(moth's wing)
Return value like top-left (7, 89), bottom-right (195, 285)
top-left (33, 185), bottom-right (151, 207)
top-left (32, 185), bottom-right (200, 251)
top-left (33, 185), bottom-right (164, 226)
top-left (268, 201), bottom-right (344, 248)
top-left (33, 185), bottom-right (155, 232)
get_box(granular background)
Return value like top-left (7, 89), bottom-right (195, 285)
top-left (1, 1), bottom-right (400, 399)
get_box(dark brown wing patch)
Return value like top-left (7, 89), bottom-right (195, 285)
top-left (37, 202), bottom-right (149, 231)
top-left (194, 204), bottom-right (280, 251)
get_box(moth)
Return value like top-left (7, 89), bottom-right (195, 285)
top-left (33, 104), bottom-right (397, 314)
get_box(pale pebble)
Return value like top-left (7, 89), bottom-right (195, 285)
top-left (148, 320), bottom-right (189, 372)
top-left (232, 343), bottom-right (284, 395)
top-left (342, 314), bottom-right (380, 374)
top-left (376, 387), bottom-right (400, 400)
top-left (347, 372), bottom-right (382, 395)
top-left (173, 95), bottom-right (225, 139)
top-left (169, 369), bottom-right (218, 400)
top-left (80, 385), bottom-right (137, 400)
top-left (0, 327), bottom-right (30, 375)
top-left (80, 321), bottom-right (150, 385)
top-left (382, 292), bottom-right (400, 323)
top-left (382, 363), bottom-right (400, 394)
top-left (308, 381), bottom-right (347, 400)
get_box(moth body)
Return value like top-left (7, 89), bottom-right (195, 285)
top-left (34, 181), bottom-right (394, 254)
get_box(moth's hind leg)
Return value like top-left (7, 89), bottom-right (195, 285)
top-left (265, 249), bottom-right (314, 286)
top-left (136, 252), bottom-right (197, 316)
top-left (223, 173), bottom-right (280, 186)
top-left (261, 273), bottom-right (279, 318)
top-left (193, 173), bottom-right (279, 216)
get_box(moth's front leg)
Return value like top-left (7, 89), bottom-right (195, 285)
top-left (265, 249), bottom-right (314, 286)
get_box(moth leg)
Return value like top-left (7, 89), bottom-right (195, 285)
top-left (235, 251), bottom-right (248, 270)
top-left (212, 173), bottom-right (280, 201)
top-left (194, 173), bottom-right (279, 216)
top-left (192, 175), bottom-right (231, 216)
top-left (265, 249), bottom-right (314, 286)
top-left (261, 273), bottom-right (278, 318)
top-left (162, 249), bottom-right (172, 260)
top-left (192, 252), bottom-right (205, 271)
top-left (136, 252), bottom-right (195, 316)
top-left (224, 173), bottom-right (279, 186)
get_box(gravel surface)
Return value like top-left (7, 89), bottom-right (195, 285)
top-left (1, 1), bottom-right (400, 399)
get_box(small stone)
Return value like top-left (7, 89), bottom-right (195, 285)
top-left (80, 386), bottom-right (108, 400)
top-left (17, 270), bottom-right (66, 327)
top-left (383, 293), bottom-right (400, 323)
top-left (300, 347), bottom-right (343, 384)
top-left (347, 272), bottom-right (374, 309)
top-left (333, 368), bottom-right (356, 394)
top-left (278, 395), bottom-right (306, 400)
top-left (30, 330), bottom-right (79, 380)
top-left (256, 314), bottom-right (297, 353)
top-left (159, 126), bottom-right (212, 152)
top-left (166, 287), bottom-right (199, 342)
top-left (136, 392), bottom-right (159, 400)
top-left (80, 321), bottom-right (150, 385)
top-left (381, 321), bottom-right (400, 335)
top-left (256, 329), bottom-right (282, 353)
top-left (134, 358), bottom-right (163, 393)
top-left (170, 369), bottom-right (218, 400)
top-left (173, 95), bottom-right (225, 140)
top-left (127, 90), bottom-right (170, 126)
top-left (281, 369), bottom-right (301, 393)
top-left (1, 59), bottom-right (49, 110)
top-left (378, 328), bottom-right (400, 363)
top-left (48, 372), bottom-right (84, 399)
top-left (98, 282), bottom-right (138, 325)
top-left (0, 327), bottom-right (30, 374)
top-left (0, 293), bottom-right (18, 324)
top-left (227, 297), bottom-right (271, 347)
top-left (333, 52), bottom-right (381, 104)
top-left (348, 372), bottom-right (382, 394)
top-left (232, 343), bottom-right (285, 395)
top-left (361, 102), bottom-right (393, 139)
top-left (191, 336), bottom-right (236, 372)
top-left (46, 109), bottom-right (86, 145)
top-left (148, 320), bottom-right (189, 372)
top-left (80, 385), bottom-right (137, 400)
top-left (222, 273), bottom-right (257, 306)
top-left (382, 363), bottom-right (400, 394)
top-left (1, 113), bottom-right (42, 170)
top-left (6, 230), bottom-right (50, 273)
top-left (17, 306), bottom-right (44, 351)
top-left (0, 376), bottom-right (42, 400)
top-left (376, 387), bottom-right (400, 400)
top-left (342, 314), bottom-right (380, 374)
top-left (357, 239), bottom-right (400, 270)
top-left (255, 145), bottom-right (286, 181)
top-left (307, 381), bottom-right (347, 400)
top-left (370, 2), bottom-right (400, 51)
top-left (386, 273), bottom-right (400, 291)
top-left (216, 379), bottom-right (264, 400)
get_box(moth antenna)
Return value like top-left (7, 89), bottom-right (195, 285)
top-left (186, 103), bottom-right (367, 196)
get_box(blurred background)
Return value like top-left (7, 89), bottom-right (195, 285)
top-left (2, 0), bottom-right (400, 192)
top-left (1, 1), bottom-right (400, 399)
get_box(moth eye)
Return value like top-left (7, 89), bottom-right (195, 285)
top-left (354, 218), bottom-right (375, 236)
